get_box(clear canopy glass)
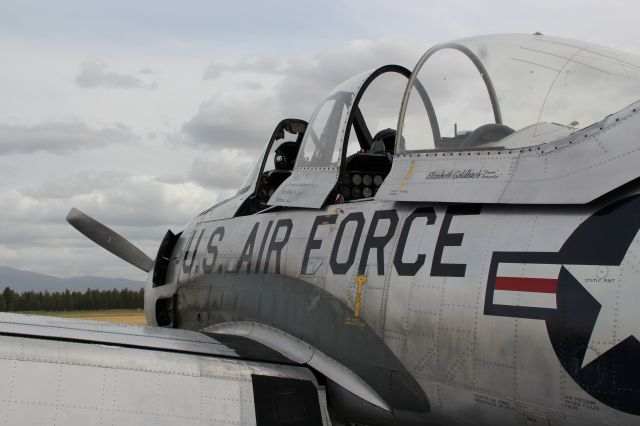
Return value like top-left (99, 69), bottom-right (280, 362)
top-left (237, 142), bottom-right (269, 195)
top-left (295, 72), bottom-right (372, 168)
top-left (398, 34), bottom-right (640, 151)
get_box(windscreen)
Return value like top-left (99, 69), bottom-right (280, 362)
top-left (237, 143), bottom-right (269, 195)
top-left (295, 72), bottom-right (371, 168)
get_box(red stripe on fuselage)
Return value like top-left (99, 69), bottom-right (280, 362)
top-left (495, 276), bottom-right (558, 293)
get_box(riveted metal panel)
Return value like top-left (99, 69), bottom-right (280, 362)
top-left (377, 101), bottom-right (640, 204)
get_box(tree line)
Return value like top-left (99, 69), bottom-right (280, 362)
top-left (0, 287), bottom-right (144, 312)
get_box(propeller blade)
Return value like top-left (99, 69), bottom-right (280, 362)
top-left (66, 207), bottom-right (153, 273)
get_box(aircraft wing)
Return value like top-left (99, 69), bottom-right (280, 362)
top-left (0, 312), bottom-right (331, 426)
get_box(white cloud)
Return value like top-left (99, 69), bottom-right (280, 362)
top-left (277, 39), bottom-right (421, 117)
top-left (189, 148), bottom-right (257, 190)
top-left (21, 171), bottom-right (128, 200)
top-left (6, 173), bottom-right (217, 226)
top-left (182, 39), bottom-right (419, 152)
top-left (76, 60), bottom-right (157, 90)
top-left (203, 56), bottom-right (284, 79)
top-left (181, 92), bottom-right (281, 149)
top-left (0, 121), bottom-right (136, 155)
top-left (0, 171), bottom-right (221, 278)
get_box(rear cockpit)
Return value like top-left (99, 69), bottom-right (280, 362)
top-left (377, 34), bottom-right (640, 205)
top-left (398, 34), bottom-right (640, 153)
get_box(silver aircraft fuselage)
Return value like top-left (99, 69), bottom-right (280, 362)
top-left (145, 186), bottom-right (640, 426)
top-left (135, 34), bottom-right (640, 425)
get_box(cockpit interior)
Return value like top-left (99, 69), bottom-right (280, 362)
top-left (236, 119), bottom-right (307, 216)
top-left (293, 64), bottom-right (413, 204)
top-left (341, 127), bottom-right (396, 201)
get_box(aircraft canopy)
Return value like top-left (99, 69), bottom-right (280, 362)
top-left (398, 33), bottom-right (640, 151)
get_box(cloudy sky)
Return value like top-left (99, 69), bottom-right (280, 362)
top-left (2, 0), bottom-right (640, 281)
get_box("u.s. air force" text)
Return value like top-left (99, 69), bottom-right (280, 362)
top-left (181, 205), bottom-right (480, 278)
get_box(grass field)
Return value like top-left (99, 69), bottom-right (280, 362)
top-left (20, 309), bottom-right (147, 325)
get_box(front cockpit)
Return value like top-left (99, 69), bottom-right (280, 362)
top-left (215, 64), bottom-right (411, 216)
top-left (235, 119), bottom-right (307, 216)
top-left (266, 65), bottom-right (412, 208)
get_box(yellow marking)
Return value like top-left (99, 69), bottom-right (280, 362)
top-left (344, 316), bottom-right (365, 326)
top-left (398, 161), bottom-right (415, 190)
top-left (354, 275), bottom-right (367, 317)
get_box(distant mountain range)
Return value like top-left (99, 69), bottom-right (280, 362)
top-left (0, 266), bottom-right (144, 293)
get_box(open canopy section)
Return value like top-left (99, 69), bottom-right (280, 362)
top-left (269, 65), bottom-right (410, 208)
top-left (398, 33), bottom-right (640, 152)
top-left (198, 119), bottom-right (307, 221)
top-left (376, 34), bottom-right (640, 205)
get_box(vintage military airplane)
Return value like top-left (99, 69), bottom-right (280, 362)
top-left (3, 33), bottom-right (640, 425)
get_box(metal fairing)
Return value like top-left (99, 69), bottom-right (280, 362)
top-left (199, 191), bottom-right (252, 222)
top-left (145, 187), bottom-right (640, 426)
top-left (269, 167), bottom-right (340, 208)
top-left (376, 101), bottom-right (640, 204)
